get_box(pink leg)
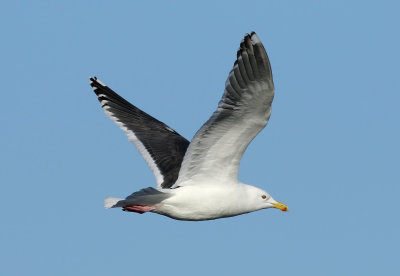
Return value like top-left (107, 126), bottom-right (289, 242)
top-left (123, 205), bottom-right (156, 214)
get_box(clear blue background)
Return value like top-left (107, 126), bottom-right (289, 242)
top-left (1, 1), bottom-right (399, 275)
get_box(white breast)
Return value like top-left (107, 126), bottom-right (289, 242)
top-left (154, 184), bottom-right (259, 221)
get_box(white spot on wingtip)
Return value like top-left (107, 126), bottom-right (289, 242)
top-left (96, 79), bottom-right (107, 86)
top-left (251, 33), bottom-right (261, 44)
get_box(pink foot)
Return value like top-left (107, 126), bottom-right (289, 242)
top-left (123, 205), bottom-right (156, 214)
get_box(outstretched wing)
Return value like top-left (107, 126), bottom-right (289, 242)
top-left (176, 32), bottom-right (274, 185)
top-left (90, 77), bottom-right (189, 189)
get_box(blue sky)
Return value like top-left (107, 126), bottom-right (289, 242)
top-left (1, 1), bottom-right (399, 275)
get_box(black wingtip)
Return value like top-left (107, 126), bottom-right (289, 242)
top-left (89, 76), bottom-right (108, 91)
top-left (89, 76), bottom-right (97, 87)
top-left (89, 76), bottom-right (105, 95)
top-left (242, 32), bottom-right (262, 47)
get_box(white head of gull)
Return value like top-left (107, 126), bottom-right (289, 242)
top-left (89, 32), bottom-right (288, 221)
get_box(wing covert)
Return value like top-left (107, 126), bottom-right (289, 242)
top-left (90, 77), bottom-right (190, 188)
top-left (176, 32), bottom-right (274, 185)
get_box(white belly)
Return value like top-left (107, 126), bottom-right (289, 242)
top-left (153, 184), bottom-right (255, 221)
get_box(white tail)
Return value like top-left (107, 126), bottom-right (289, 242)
top-left (104, 197), bottom-right (123, 209)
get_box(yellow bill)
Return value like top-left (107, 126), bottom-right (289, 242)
top-left (272, 202), bottom-right (288, 212)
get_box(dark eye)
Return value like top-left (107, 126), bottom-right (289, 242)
top-left (261, 195), bottom-right (267, 199)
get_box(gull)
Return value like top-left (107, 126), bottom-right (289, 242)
top-left (89, 32), bottom-right (288, 221)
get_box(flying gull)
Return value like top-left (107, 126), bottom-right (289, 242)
top-left (89, 32), bottom-right (288, 221)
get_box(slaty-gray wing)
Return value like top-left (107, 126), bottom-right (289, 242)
top-left (90, 77), bottom-right (189, 189)
top-left (176, 32), bottom-right (274, 185)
